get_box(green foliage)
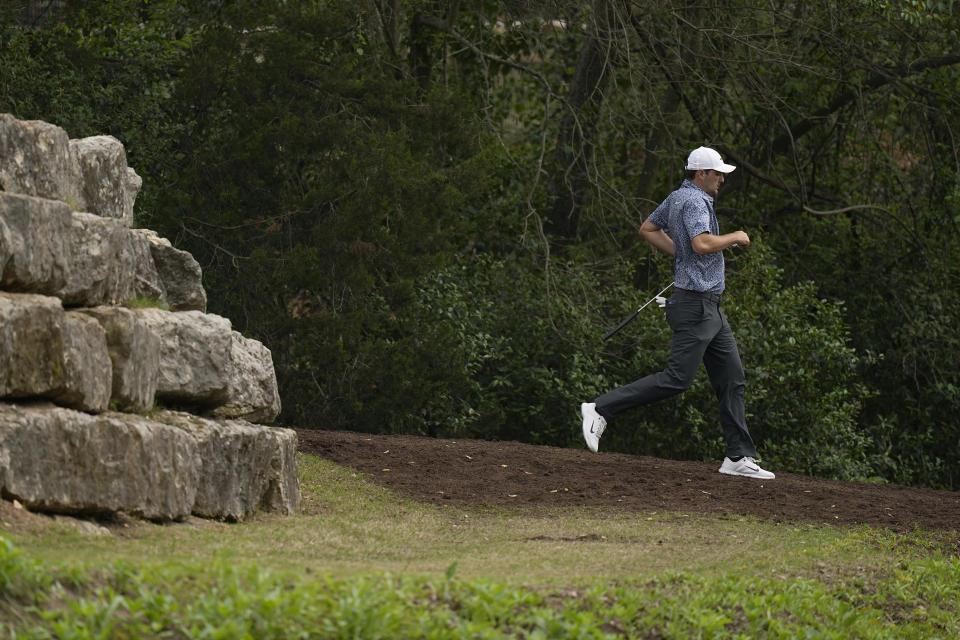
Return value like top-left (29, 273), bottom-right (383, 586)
top-left (854, 257), bottom-right (960, 489)
top-left (594, 557), bottom-right (960, 639)
top-left (2, 0), bottom-right (959, 487)
top-left (121, 296), bottom-right (168, 310)
top-left (0, 536), bottom-right (50, 602)
top-left (0, 0), bottom-right (197, 216)
top-left (408, 254), bottom-right (612, 443)
top-left (723, 242), bottom-right (876, 480)
top-left (91, 0), bottom-right (497, 435)
top-left (3, 532), bottom-right (959, 638)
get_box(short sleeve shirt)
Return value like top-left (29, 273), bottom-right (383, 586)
top-left (647, 179), bottom-right (725, 294)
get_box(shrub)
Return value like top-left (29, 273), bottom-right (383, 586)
top-left (408, 254), bottom-right (612, 444)
top-left (725, 242), bottom-right (876, 479)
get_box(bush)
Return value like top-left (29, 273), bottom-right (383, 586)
top-left (408, 254), bottom-right (612, 444)
top-left (724, 242), bottom-right (876, 479)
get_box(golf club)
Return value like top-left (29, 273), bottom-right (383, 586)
top-left (601, 282), bottom-right (674, 341)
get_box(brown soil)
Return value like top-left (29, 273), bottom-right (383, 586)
top-left (297, 429), bottom-right (960, 535)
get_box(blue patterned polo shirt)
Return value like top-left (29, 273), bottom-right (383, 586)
top-left (647, 179), bottom-right (725, 294)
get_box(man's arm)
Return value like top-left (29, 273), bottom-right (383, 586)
top-left (691, 230), bottom-right (750, 255)
top-left (640, 217), bottom-right (675, 256)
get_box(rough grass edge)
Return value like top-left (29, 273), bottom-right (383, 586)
top-left (1, 534), bottom-right (957, 639)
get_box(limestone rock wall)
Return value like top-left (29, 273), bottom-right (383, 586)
top-left (0, 114), bottom-right (299, 521)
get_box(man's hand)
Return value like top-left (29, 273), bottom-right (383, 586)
top-left (640, 218), bottom-right (676, 256)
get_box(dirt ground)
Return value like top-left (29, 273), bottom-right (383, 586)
top-left (297, 429), bottom-right (960, 535)
top-left (3, 428), bottom-right (956, 538)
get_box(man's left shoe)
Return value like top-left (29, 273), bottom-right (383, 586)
top-left (718, 457), bottom-right (775, 479)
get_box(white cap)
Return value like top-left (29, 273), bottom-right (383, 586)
top-left (685, 146), bottom-right (736, 173)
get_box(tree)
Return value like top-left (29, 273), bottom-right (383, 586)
top-left (4, 0), bottom-right (958, 488)
top-left (543, 0), bottom-right (617, 242)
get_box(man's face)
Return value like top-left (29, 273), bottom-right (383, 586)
top-left (698, 169), bottom-right (725, 198)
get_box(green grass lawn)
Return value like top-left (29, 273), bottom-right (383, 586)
top-left (1, 453), bottom-right (958, 638)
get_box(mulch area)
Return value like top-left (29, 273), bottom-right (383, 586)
top-left (297, 429), bottom-right (960, 535)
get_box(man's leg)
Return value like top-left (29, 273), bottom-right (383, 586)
top-left (595, 298), bottom-right (713, 419)
top-left (702, 310), bottom-right (757, 459)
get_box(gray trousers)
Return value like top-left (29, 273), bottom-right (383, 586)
top-left (595, 290), bottom-right (757, 459)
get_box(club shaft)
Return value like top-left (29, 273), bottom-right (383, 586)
top-left (601, 282), bottom-right (674, 341)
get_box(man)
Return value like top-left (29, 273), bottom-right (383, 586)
top-left (580, 146), bottom-right (774, 480)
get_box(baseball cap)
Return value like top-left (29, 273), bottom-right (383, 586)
top-left (685, 146), bottom-right (736, 173)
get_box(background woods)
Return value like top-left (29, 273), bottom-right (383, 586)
top-left (2, 0), bottom-right (958, 488)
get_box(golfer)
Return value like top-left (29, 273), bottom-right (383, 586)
top-left (580, 146), bottom-right (774, 479)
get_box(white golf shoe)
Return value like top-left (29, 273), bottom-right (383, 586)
top-left (581, 402), bottom-right (606, 453)
top-left (718, 456), bottom-right (775, 479)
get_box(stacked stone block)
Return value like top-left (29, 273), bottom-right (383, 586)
top-left (0, 114), bottom-right (298, 521)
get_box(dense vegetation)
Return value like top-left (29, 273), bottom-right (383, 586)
top-left (3, 531), bottom-right (959, 639)
top-left (2, 0), bottom-right (958, 488)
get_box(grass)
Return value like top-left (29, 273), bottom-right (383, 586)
top-left (1, 453), bottom-right (958, 638)
top-left (121, 296), bottom-right (169, 310)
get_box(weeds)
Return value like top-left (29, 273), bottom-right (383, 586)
top-left (121, 296), bottom-right (169, 310)
top-left (1, 532), bottom-right (958, 638)
top-left (1, 456), bottom-right (957, 638)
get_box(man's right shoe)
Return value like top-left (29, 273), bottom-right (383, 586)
top-left (718, 456), bottom-right (775, 479)
top-left (581, 402), bottom-right (606, 453)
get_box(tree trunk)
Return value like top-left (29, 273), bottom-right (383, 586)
top-left (544, 0), bottom-right (615, 243)
top-left (636, 85), bottom-right (682, 204)
top-left (409, 1), bottom-right (460, 96)
top-left (367, 0), bottom-right (401, 60)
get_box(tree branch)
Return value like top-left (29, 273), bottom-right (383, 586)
top-left (771, 54), bottom-right (960, 156)
top-left (414, 13), bottom-right (554, 94)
